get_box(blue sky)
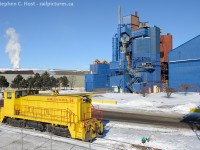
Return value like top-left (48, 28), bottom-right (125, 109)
top-left (0, 0), bottom-right (200, 70)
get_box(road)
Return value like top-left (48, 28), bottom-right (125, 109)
top-left (102, 110), bottom-right (191, 128)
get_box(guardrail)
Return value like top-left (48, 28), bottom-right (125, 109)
top-left (92, 100), bottom-right (117, 105)
top-left (190, 108), bottom-right (200, 113)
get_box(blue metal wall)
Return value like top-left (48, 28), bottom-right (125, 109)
top-left (85, 74), bottom-right (110, 92)
top-left (132, 27), bottom-right (161, 85)
top-left (85, 64), bottom-right (110, 91)
top-left (169, 60), bottom-right (200, 88)
top-left (169, 35), bottom-right (200, 89)
top-left (112, 34), bottom-right (119, 61)
top-left (90, 64), bottom-right (109, 74)
top-left (169, 35), bottom-right (200, 61)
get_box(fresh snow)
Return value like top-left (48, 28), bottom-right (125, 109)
top-left (0, 121), bottom-right (199, 150)
top-left (1, 90), bottom-right (200, 149)
top-left (96, 121), bottom-right (200, 150)
top-left (92, 92), bottom-right (200, 115)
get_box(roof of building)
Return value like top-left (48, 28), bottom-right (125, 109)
top-left (169, 35), bottom-right (200, 62)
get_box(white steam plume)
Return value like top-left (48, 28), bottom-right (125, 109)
top-left (5, 28), bottom-right (21, 69)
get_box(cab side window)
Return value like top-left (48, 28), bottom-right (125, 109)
top-left (7, 92), bottom-right (12, 99)
top-left (22, 91), bottom-right (27, 96)
top-left (15, 91), bottom-right (22, 98)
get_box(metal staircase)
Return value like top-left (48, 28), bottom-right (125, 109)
top-left (126, 63), bottom-right (155, 93)
top-left (126, 68), bottom-right (142, 93)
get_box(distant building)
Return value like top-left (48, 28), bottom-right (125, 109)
top-left (85, 10), bottom-right (172, 93)
top-left (0, 69), bottom-right (89, 88)
top-left (168, 35), bottom-right (200, 89)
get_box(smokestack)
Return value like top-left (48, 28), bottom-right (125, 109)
top-left (135, 11), bottom-right (138, 17)
top-left (5, 28), bottom-right (21, 69)
top-left (118, 5), bottom-right (121, 25)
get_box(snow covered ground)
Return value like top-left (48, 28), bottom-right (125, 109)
top-left (0, 121), bottom-right (199, 150)
top-left (98, 120), bottom-right (200, 150)
top-left (92, 92), bottom-right (200, 116)
top-left (1, 90), bottom-right (200, 149)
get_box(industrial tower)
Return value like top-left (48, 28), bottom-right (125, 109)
top-left (85, 8), bottom-right (172, 93)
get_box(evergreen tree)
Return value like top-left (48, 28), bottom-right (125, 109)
top-left (41, 71), bottom-right (51, 90)
top-left (50, 76), bottom-right (58, 89)
top-left (20, 79), bottom-right (29, 89)
top-left (33, 73), bottom-right (42, 90)
top-left (27, 76), bottom-right (35, 90)
top-left (11, 74), bottom-right (24, 89)
top-left (61, 76), bottom-right (69, 90)
top-left (56, 77), bottom-right (62, 88)
top-left (0, 75), bottom-right (9, 89)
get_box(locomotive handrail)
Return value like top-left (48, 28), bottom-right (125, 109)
top-left (14, 104), bottom-right (78, 126)
top-left (82, 105), bottom-right (103, 128)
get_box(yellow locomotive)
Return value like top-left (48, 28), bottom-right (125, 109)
top-left (0, 90), bottom-right (103, 141)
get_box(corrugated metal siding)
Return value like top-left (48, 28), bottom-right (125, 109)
top-left (169, 35), bottom-right (200, 61)
top-left (110, 75), bottom-right (123, 88)
top-left (169, 60), bottom-right (200, 88)
top-left (112, 35), bottom-right (118, 61)
top-left (169, 35), bottom-right (200, 89)
top-left (85, 74), bottom-right (109, 91)
top-left (90, 64), bottom-right (109, 74)
top-left (110, 61), bottom-right (120, 70)
top-left (85, 82), bottom-right (93, 92)
top-left (132, 28), bottom-right (148, 38)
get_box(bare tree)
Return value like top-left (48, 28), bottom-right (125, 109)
top-left (165, 87), bottom-right (176, 98)
top-left (68, 76), bottom-right (76, 90)
top-left (178, 84), bottom-right (194, 96)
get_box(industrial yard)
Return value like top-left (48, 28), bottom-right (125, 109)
top-left (0, 0), bottom-right (200, 150)
top-left (0, 90), bottom-right (200, 150)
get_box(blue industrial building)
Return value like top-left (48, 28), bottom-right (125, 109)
top-left (169, 35), bottom-right (200, 89)
top-left (85, 10), bottom-right (163, 93)
top-left (85, 63), bottom-right (110, 92)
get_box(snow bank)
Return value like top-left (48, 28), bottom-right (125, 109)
top-left (93, 92), bottom-right (200, 115)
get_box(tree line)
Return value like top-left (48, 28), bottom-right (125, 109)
top-left (0, 71), bottom-right (76, 90)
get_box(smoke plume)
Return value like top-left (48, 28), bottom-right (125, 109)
top-left (5, 28), bottom-right (21, 69)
